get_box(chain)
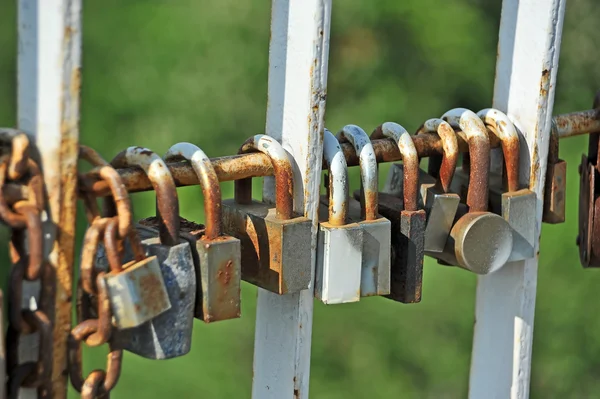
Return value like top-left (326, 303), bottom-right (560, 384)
top-left (67, 146), bottom-right (132, 399)
top-left (0, 132), bottom-right (54, 399)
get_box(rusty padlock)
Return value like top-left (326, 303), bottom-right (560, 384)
top-left (315, 129), bottom-right (363, 304)
top-left (543, 121), bottom-right (566, 224)
top-left (416, 118), bottom-right (461, 253)
top-left (369, 122), bottom-right (425, 303)
top-left (164, 142), bottom-right (241, 322)
top-left (439, 108), bottom-right (513, 274)
top-left (478, 108), bottom-right (536, 262)
top-left (222, 135), bottom-right (312, 294)
top-left (577, 93), bottom-right (600, 267)
top-left (106, 146), bottom-right (196, 359)
top-left (337, 125), bottom-right (391, 297)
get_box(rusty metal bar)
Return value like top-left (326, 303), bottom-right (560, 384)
top-left (76, 108), bottom-right (600, 198)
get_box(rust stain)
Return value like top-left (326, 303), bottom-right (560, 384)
top-left (138, 272), bottom-right (170, 317)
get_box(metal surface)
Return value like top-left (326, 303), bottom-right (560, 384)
top-left (315, 129), bottom-right (362, 304)
top-left (372, 122), bottom-right (425, 303)
top-left (542, 124), bottom-right (566, 224)
top-left (223, 135), bottom-right (312, 295)
top-left (165, 142), bottom-right (242, 323)
top-left (339, 125), bottom-right (391, 297)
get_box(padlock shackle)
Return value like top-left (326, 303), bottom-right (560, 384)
top-left (416, 118), bottom-right (458, 194)
top-left (442, 108), bottom-right (490, 213)
top-left (236, 135), bottom-right (294, 220)
top-left (111, 147), bottom-right (180, 246)
top-left (337, 125), bottom-right (378, 221)
top-left (164, 143), bottom-right (223, 240)
top-left (477, 109), bottom-right (521, 193)
top-left (371, 122), bottom-right (419, 212)
top-left (322, 129), bottom-right (349, 226)
top-left (104, 217), bottom-right (124, 274)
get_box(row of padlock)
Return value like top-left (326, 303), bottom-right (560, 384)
top-left (73, 108), bottom-right (540, 368)
top-left (315, 107), bottom-right (538, 304)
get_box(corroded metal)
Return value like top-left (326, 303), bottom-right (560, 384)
top-left (543, 124), bottom-right (566, 224)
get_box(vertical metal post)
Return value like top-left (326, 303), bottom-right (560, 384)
top-left (17, 1), bottom-right (81, 398)
top-left (252, 0), bottom-right (331, 398)
top-left (469, 1), bottom-right (566, 398)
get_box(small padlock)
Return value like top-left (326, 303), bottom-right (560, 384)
top-left (577, 92), bottom-right (600, 267)
top-left (416, 118), bottom-right (461, 253)
top-left (78, 146), bottom-right (171, 330)
top-left (370, 122), bottom-right (425, 303)
top-left (106, 146), bottom-right (196, 359)
top-left (437, 108), bottom-right (513, 274)
top-left (478, 108), bottom-right (536, 262)
top-left (337, 125), bottom-right (391, 297)
top-left (543, 121), bottom-right (567, 224)
top-left (164, 142), bottom-right (241, 322)
top-left (315, 129), bottom-right (363, 304)
top-left (222, 135), bottom-right (312, 295)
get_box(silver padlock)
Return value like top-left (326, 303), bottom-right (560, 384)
top-left (371, 122), bottom-right (425, 303)
top-left (315, 129), bottom-right (363, 304)
top-left (478, 108), bottom-right (535, 262)
top-left (222, 135), bottom-right (312, 295)
top-left (108, 146), bottom-right (196, 359)
top-left (439, 108), bottom-right (513, 274)
top-left (337, 125), bottom-right (391, 297)
top-left (164, 142), bottom-right (241, 323)
top-left (416, 118), bottom-right (461, 253)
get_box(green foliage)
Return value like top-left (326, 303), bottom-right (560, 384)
top-left (0, 0), bottom-right (599, 397)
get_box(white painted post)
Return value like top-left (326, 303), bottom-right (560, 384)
top-left (17, 1), bottom-right (81, 398)
top-left (252, 0), bottom-right (331, 398)
top-left (469, 1), bottom-right (567, 398)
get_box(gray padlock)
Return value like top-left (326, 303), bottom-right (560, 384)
top-left (438, 108), bottom-right (514, 274)
top-left (164, 142), bottom-right (241, 323)
top-left (222, 135), bottom-right (312, 295)
top-left (337, 125), bottom-right (391, 297)
top-left (478, 108), bottom-right (536, 262)
top-left (315, 129), bottom-right (363, 304)
top-left (371, 122), bottom-right (425, 303)
top-left (416, 118), bottom-right (461, 253)
top-left (106, 146), bottom-right (196, 359)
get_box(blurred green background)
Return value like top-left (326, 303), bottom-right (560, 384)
top-left (1, 0), bottom-right (600, 398)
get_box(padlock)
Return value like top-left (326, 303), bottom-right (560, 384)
top-left (478, 108), bottom-right (536, 262)
top-left (337, 125), bottom-right (391, 297)
top-left (370, 122), bottom-right (425, 303)
top-left (543, 121), bottom-right (566, 224)
top-left (577, 93), bottom-right (600, 267)
top-left (416, 118), bottom-right (461, 253)
top-left (105, 146), bottom-right (196, 359)
top-left (437, 108), bottom-right (513, 274)
top-left (314, 129), bottom-right (363, 304)
top-left (164, 142), bottom-right (241, 322)
top-left (78, 145), bottom-right (171, 330)
top-left (222, 135), bottom-right (312, 295)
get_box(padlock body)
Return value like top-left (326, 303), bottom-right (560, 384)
top-left (423, 188), bottom-right (460, 253)
top-left (315, 221), bottom-right (363, 304)
top-left (103, 255), bottom-right (171, 329)
top-left (96, 224), bottom-right (196, 359)
top-left (543, 159), bottom-right (566, 224)
top-left (377, 193), bottom-right (425, 303)
top-left (222, 199), bottom-right (312, 294)
top-left (502, 189), bottom-right (536, 262)
top-left (196, 236), bottom-right (241, 322)
top-left (450, 212), bottom-right (513, 274)
top-left (347, 197), bottom-right (391, 297)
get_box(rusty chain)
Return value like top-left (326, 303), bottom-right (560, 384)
top-left (0, 132), bottom-right (54, 399)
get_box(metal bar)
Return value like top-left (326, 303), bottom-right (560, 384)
top-left (79, 109), bottom-right (599, 198)
top-left (17, 1), bottom-right (82, 398)
top-left (468, 0), bottom-right (566, 398)
top-left (251, 0), bottom-right (331, 398)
